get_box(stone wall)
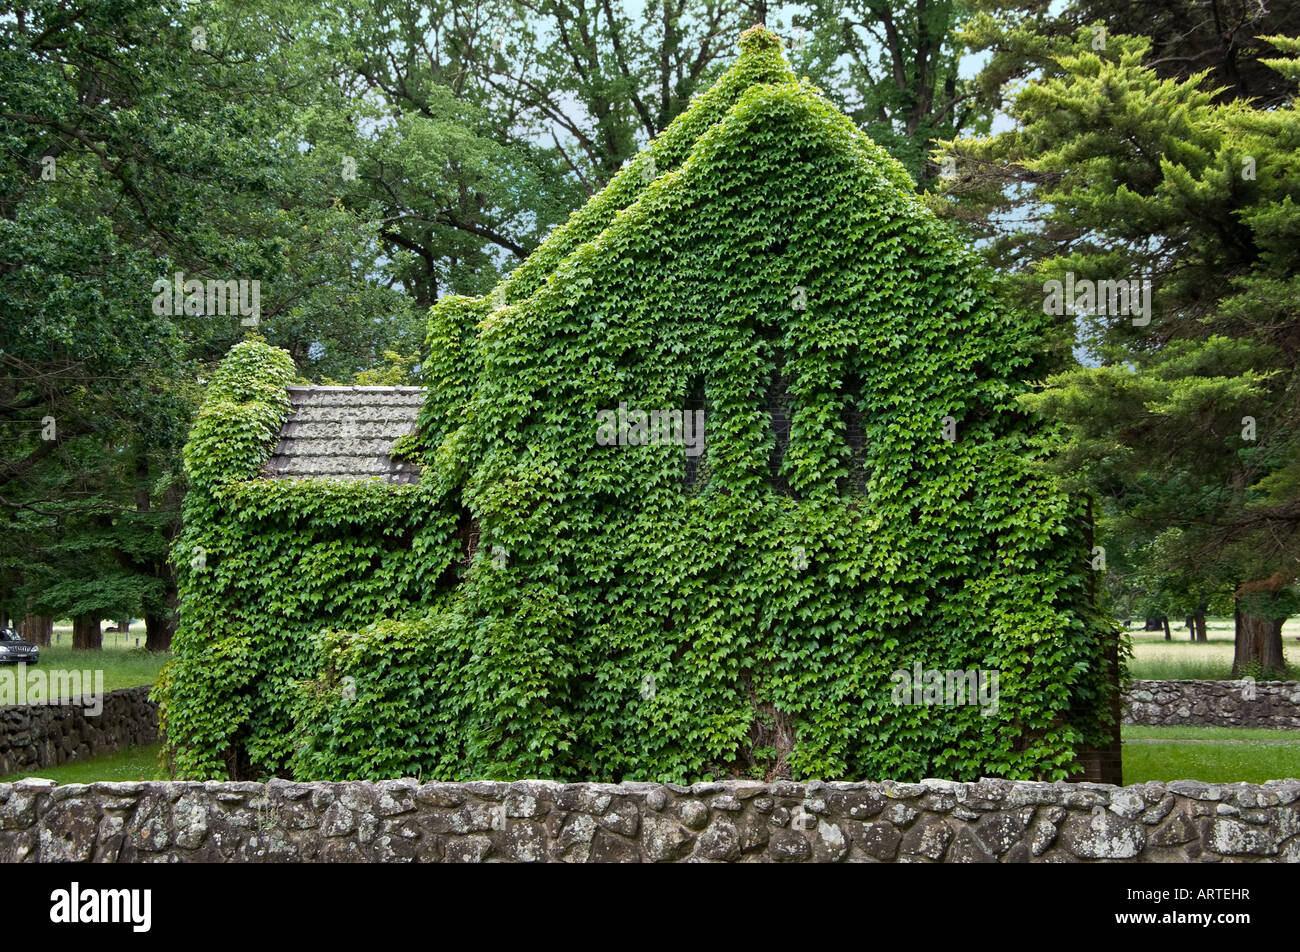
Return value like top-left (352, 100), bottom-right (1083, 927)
top-left (3, 776), bottom-right (1299, 862)
top-left (0, 686), bottom-right (158, 777)
top-left (1124, 680), bottom-right (1300, 729)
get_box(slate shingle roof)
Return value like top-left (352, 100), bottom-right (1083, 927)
top-left (265, 386), bottom-right (424, 483)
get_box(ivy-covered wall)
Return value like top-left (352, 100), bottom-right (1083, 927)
top-left (159, 26), bottom-right (1116, 784)
top-left (155, 340), bottom-right (460, 778)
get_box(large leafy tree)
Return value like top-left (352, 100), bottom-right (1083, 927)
top-left (939, 30), bottom-right (1300, 674)
top-left (487, 0), bottom-right (754, 182)
top-left (795, 0), bottom-right (993, 183)
top-left (1, 0), bottom-right (419, 646)
top-left (296, 0), bottom-right (586, 308)
top-left (966, 0), bottom-right (1300, 109)
top-left (295, 0), bottom-right (749, 307)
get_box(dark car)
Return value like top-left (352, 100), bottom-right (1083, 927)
top-left (0, 626), bottom-right (39, 665)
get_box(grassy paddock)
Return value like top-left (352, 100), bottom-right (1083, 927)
top-left (1125, 617), bottom-right (1300, 680)
top-left (0, 744), bottom-right (166, 784)
top-left (4, 646), bottom-right (170, 696)
top-left (1121, 726), bottom-right (1300, 784)
top-left (3, 733), bottom-right (1295, 787)
top-left (2, 620), bottom-right (170, 699)
top-left (1124, 726), bottom-right (1298, 742)
top-left (47, 619), bottom-right (153, 651)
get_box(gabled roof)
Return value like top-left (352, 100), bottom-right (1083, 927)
top-left (264, 386), bottom-right (423, 483)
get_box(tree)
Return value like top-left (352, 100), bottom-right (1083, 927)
top-left (938, 30), bottom-right (1300, 674)
top-left (800, 0), bottom-right (994, 184)
top-left (487, 0), bottom-right (751, 181)
top-left (299, 0), bottom-right (745, 306)
top-left (1, 0), bottom-right (421, 644)
top-left (965, 0), bottom-right (1300, 109)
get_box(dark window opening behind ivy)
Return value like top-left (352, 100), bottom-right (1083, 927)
top-left (766, 361), bottom-right (793, 496)
top-left (684, 374), bottom-right (708, 491)
top-left (840, 372), bottom-right (867, 496)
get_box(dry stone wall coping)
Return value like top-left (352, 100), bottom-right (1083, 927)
top-left (1124, 680), bottom-right (1300, 729)
top-left (0, 686), bottom-right (157, 777)
top-left (3, 777), bottom-right (1298, 863)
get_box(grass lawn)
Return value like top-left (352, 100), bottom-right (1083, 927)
top-left (1125, 616), bottom-right (1300, 680)
top-left (0, 744), bottom-right (166, 784)
top-left (1121, 726), bottom-right (1300, 784)
top-left (3, 645), bottom-right (168, 698)
top-left (1124, 726), bottom-right (1297, 741)
top-left (49, 619), bottom-right (154, 651)
top-left (3, 619), bottom-right (169, 700)
top-left (5, 731), bottom-right (1296, 787)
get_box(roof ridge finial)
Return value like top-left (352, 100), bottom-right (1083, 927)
top-left (738, 23), bottom-right (782, 55)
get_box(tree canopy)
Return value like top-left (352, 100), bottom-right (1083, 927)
top-left (937, 26), bottom-right (1300, 674)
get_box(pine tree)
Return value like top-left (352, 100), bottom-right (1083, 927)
top-left (939, 31), bottom-right (1300, 674)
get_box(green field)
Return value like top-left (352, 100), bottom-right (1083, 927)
top-left (11, 645), bottom-right (169, 696)
top-left (2, 620), bottom-right (170, 701)
top-left (1121, 726), bottom-right (1300, 784)
top-left (1126, 617), bottom-right (1300, 680)
top-left (3, 729), bottom-right (1296, 786)
top-left (0, 744), bottom-right (166, 784)
top-left (1115, 616), bottom-right (1300, 784)
top-left (48, 619), bottom-right (155, 651)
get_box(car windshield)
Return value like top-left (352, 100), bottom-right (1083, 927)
top-left (0, 629), bottom-right (21, 641)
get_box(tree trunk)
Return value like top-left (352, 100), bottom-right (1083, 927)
top-left (1185, 615), bottom-right (1195, 640)
top-left (145, 611), bottom-right (175, 652)
top-left (145, 568), bottom-right (179, 652)
top-left (1194, 611), bottom-right (1208, 643)
top-left (1161, 616), bottom-right (1171, 641)
top-left (1232, 608), bottom-right (1285, 676)
top-left (1143, 616), bottom-right (1163, 631)
top-left (71, 614), bottom-right (102, 650)
top-left (20, 611), bottom-right (53, 646)
top-left (1233, 573), bottom-right (1291, 675)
